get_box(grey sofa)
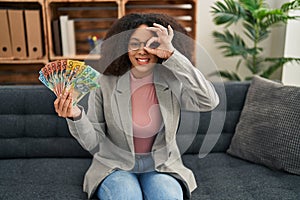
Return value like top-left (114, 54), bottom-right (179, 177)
top-left (0, 82), bottom-right (299, 200)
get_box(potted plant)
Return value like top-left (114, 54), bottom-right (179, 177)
top-left (211, 0), bottom-right (300, 81)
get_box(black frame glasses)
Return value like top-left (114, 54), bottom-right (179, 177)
top-left (128, 40), bottom-right (160, 51)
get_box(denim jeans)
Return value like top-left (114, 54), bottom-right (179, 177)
top-left (97, 154), bottom-right (183, 200)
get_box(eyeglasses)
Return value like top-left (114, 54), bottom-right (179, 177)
top-left (128, 40), bottom-right (160, 51)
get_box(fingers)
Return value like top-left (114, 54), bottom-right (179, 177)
top-left (62, 93), bottom-right (72, 114)
top-left (167, 25), bottom-right (174, 38)
top-left (152, 23), bottom-right (168, 35)
top-left (54, 91), bottom-right (73, 118)
top-left (147, 23), bottom-right (173, 36)
top-left (58, 92), bottom-right (68, 112)
top-left (54, 97), bottom-right (60, 113)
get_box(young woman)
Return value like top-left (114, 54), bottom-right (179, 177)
top-left (54, 13), bottom-right (219, 200)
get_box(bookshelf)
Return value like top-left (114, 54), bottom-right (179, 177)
top-left (0, 0), bottom-right (197, 84)
top-left (0, 0), bottom-right (48, 63)
top-left (0, 0), bottom-right (47, 84)
top-left (122, 0), bottom-right (197, 39)
top-left (46, 0), bottom-right (121, 60)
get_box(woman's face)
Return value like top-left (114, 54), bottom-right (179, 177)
top-left (128, 24), bottom-right (158, 78)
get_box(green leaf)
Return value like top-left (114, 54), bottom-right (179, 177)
top-left (243, 17), bottom-right (269, 43)
top-left (260, 9), bottom-right (294, 28)
top-left (211, 0), bottom-right (245, 26)
top-left (260, 61), bottom-right (282, 78)
top-left (281, 0), bottom-right (300, 12)
top-left (239, 0), bottom-right (265, 13)
top-left (243, 22), bottom-right (256, 40)
top-left (235, 59), bottom-right (243, 71)
top-left (265, 57), bottom-right (300, 63)
top-left (245, 76), bottom-right (254, 81)
top-left (219, 70), bottom-right (242, 81)
top-left (213, 30), bottom-right (249, 58)
top-left (261, 57), bottom-right (300, 78)
top-left (245, 56), bottom-right (265, 74)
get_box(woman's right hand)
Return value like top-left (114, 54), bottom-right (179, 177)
top-left (54, 91), bottom-right (81, 118)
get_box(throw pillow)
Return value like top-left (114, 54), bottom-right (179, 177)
top-left (227, 75), bottom-right (300, 175)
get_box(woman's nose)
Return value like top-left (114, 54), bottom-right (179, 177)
top-left (137, 42), bottom-right (148, 53)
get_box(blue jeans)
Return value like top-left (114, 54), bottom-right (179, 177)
top-left (97, 154), bottom-right (183, 200)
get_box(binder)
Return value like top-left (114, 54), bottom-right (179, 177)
top-left (0, 10), bottom-right (13, 58)
top-left (67, 19), bottom-right (76, 56)
top-left (52, 19), bottom-right (62, 56)
top-left (24, 9), bottom-right (43, 58)
top-left (8, 9), bottom-right (27, 58)
top-left (59, 15), bottom-right (69, 56)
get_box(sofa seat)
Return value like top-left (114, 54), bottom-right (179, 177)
top-left (183, 153), bottom-right (300, 200)
top-left (1, 154), bottom-right (299, 200)
top-left (0, 158), bottom-right (91, 200)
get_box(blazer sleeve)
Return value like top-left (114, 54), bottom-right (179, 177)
top-left (66, 84), bottom-right (106, 153)
top-left (162, 50), bottom-right (219, 112)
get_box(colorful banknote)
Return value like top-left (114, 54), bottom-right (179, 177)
top-left (38, 60), bottom-right (100, 105)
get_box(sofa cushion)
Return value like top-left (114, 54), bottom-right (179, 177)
top-left (183, 153), bottom-right (300, 200)
top-left (0, 85), bottom-right (90, 158)
top-left (178, 82), bottom-right (250, 154)
top-left (0, 158), bottom-right (94, 200)
top-left (227, 76), bottom-right (300, 175)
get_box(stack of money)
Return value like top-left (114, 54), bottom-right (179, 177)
top-left (38, 60), bottom-right (100, 105)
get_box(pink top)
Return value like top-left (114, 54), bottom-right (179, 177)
top-left (130, 72), bottom-right (163, 154)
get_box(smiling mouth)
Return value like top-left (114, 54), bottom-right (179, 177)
top-left (136, 58), bottom-right (150, 65)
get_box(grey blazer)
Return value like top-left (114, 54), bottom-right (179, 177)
top-left (67, 50), bottom-right (219, 199)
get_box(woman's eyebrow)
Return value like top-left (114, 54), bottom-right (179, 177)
top-left (129, 37), bottom-right (140, 41)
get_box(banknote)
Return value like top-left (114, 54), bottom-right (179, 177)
top-left (38, 59), bottom-right (100, 105)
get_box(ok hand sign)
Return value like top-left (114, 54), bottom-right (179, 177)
top-left (144, 23), bottom-right (175, 59)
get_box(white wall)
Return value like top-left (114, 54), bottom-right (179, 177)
top-left (196, 0), bottom-right (290, 81)
top-left (282, 9), bottom-right (300, 86)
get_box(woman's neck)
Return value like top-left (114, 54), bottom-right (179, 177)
top-left (130, 68), bottom-right (154, 79)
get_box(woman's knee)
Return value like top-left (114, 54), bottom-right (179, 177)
top-left (97, 170), bottom-right (143, 200)
top-left (140, 172), bottom-right (183, 200)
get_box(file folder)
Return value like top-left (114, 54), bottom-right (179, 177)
top-left (8, 9), bottom-right (27, 58)
top-left (60, 15), bottom-right (70, 56)
top-left (0, 10), bottom-right (13, 58)
top-left (25, 9), bottom-right (43, 58)
top-left (52, 19), bottom-right (62, 56)
top-left (67, 19), bottom-right (76, 56)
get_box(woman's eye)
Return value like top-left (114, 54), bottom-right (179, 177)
top-left (129, 42), bottom-right (140, 48)
top-left (149, 42), bottom-right (160, 49)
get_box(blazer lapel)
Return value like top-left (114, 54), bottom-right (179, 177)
top-left (154, 69), bottom-right (180, 144)
top-left (114, 71), bottom-right (134, 153)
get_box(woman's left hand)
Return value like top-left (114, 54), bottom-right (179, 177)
top-left (145, 23), bottom-right (175, 59)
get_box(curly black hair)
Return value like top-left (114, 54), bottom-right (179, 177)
top-left (98, 13), bottom-right (194, 76)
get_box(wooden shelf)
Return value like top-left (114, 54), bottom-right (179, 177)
top-left (0, 58), bottom-right (48, 64)
top-left (50, 54), bottom-right (101, 61)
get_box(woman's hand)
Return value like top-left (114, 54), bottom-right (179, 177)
top-left (145, 23), bottom-right (175, 59)
top-left (54, 91), bottom-right (81, 118)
